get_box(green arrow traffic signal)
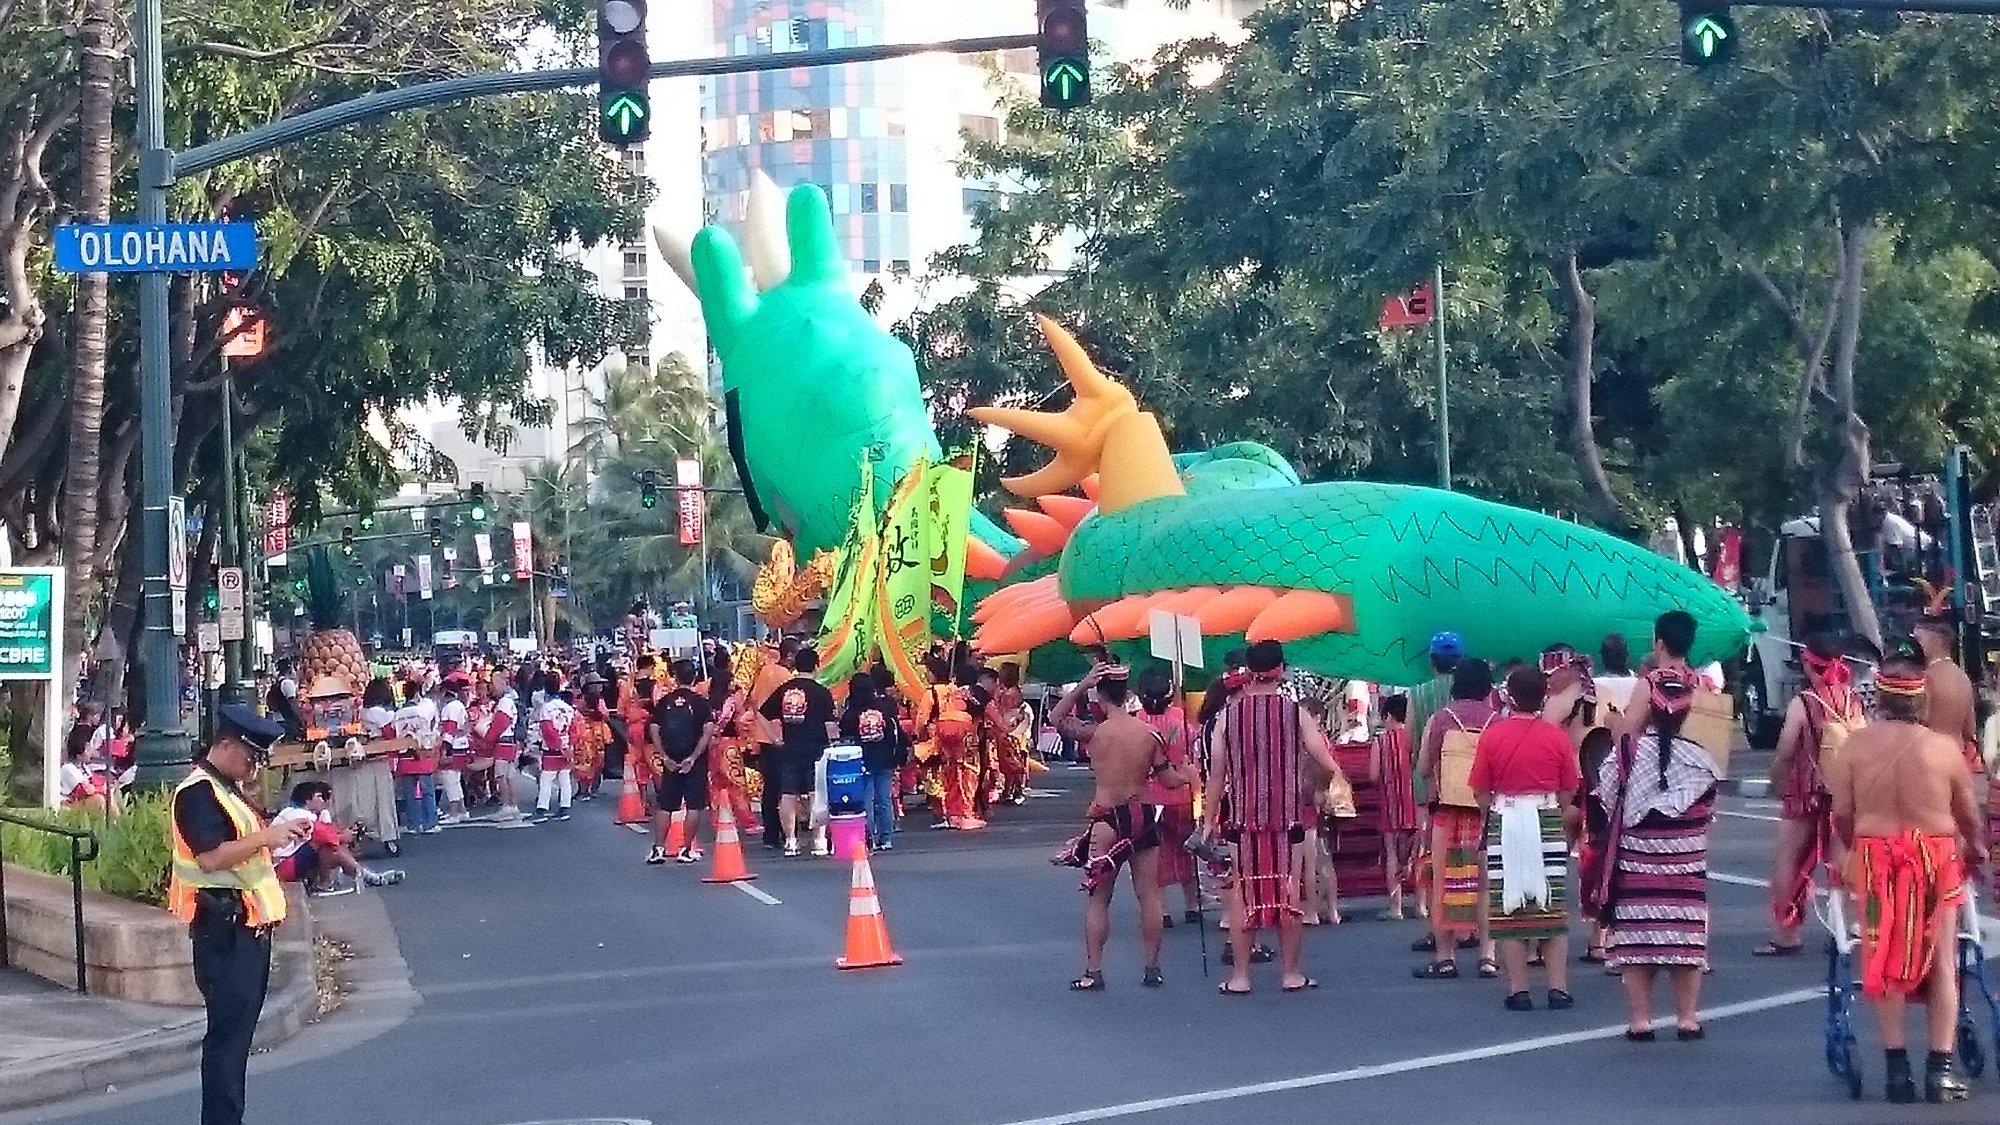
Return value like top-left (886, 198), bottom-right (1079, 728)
top-left (602, 92), bottom-right (649, 143)
top-left (1688, 16), bottom-right (1727, 58)
top-left (1045, 60), bottom-right (1087, 107)
top-left (1678, 3), bottom-right (1736, 67)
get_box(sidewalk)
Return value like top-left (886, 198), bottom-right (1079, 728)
top-left (0, 886), bottom-right (318, 1112)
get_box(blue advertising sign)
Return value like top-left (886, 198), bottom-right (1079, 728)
top-left (52, 221), bottom-right (258, 274)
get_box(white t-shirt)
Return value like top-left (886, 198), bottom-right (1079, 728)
top-left (271, 806), bottom-right (330, 859)
top-left (58, 761), bottom-right (93, 800)
top-left (391, 700), bottom-right (429, 746)
top-left (440, 698), bottom-right (471, 750)
top-left (361, 705), bottom-right (395, 739)
top-left (413, 696), bottom-right (440, 746)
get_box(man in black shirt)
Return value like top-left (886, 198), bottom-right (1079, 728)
top-left (759, 646), bottom-right (838, 856)
top-left (170, 705), bottom-right (310, 1125)
top-left (648, 659), bottom-right (716, 864)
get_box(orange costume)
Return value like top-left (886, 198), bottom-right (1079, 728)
top-left (620, 675), bottom-right (658, 796)
top-left (573, 705), bottom-right (609, 796)
top-left (933, 683), bottom-right (983, 829)
top-left (1849, 832), bottom-right (1967, 1000)
top-left (709, 689), bottom-right (760, 831)
top-left (989, 685), bottom-right (1029, 804)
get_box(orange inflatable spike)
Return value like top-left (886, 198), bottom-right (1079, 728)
top-left (1035, 494), bottom-right (1095, 531)
top-left (966, 537), bottom-right (1009, 581)
top-left (1244, 589), bottom-right (1357, 643)
top-left (1001, 508), bottom-right (1070, 556)
top-left (1100, 593), bottom-right (1170, 640)
top-left (1068, 614), bottom-right (1109, 647)
top-left (978, 599), bottom-right (1080, 654)
top-left (1151, 586), bottom-right (1222, 619)
top-left (1079, 474), bottom-right (1101, 502)
top-left (1193, 585), bottom-right (1283, 636)
top-left (973, 574), bottom-right (1062, 623)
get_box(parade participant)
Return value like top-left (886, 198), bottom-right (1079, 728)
top-left (1404, 632), bottom-right (1463, 801)
top-left (1135, 668), bottom-right (1201, 928)
top-left (1596, 634), bottom-right (1639, 714)
top-left (574, 677), bottom-right (611, 801)
top-left (478, 669), bottom-right (526, 821)
top-left (1202, 641), bottom-right (1342, 995)
top-left (706, 650), bottom-right (760, 835)
top-left (1825, 648), bottom-right (1986, 1103)
top-left (843, 672), bottom-right (907, 850)
top-left (391, 679), bottom-right (439, 835)
top-left (1413, 658), bottom-right (1499, 979)
top-left (1760, 632), bottom-right (1864, 956)
top-left (749, 639), bottom-right (798, 849)
top-left (169, 705), bottom-right (310, 1125)
top-left (620, 655), bottom-right (662, 818)
top-left (1470, 666), bottom-right (1580, 1012)
top-left (272, 782), bottom-right (404, 893)
top-left (974, 665), bottom-right (1003, 811)
top-left (534, 678), bottom-right (577, 822)
top-left (265, 657), bottom-right (307, 740)
top-left (648, 659), bottom-right (715, 863)
top-left (359, 677), bottom-right (395, 738)
top-left (930, 663), bottom-right (985, 830)
top-left (1054, 664), bottom-right (1183, 990)
top-left (989, 662), bottom-right (1031, 806)
top-left (436, 673), bottom-right (473, 823)
top-left (1914, 616), bottom-right (1979, 770)
top-left (462, 673), bottom-right (497, 810)
top-left (760, 646), bottom-right (837, 856)
top-left (1374, 694), bottom-right (1419, 921)
top-left (1596, 653), bottom-right (1719, 1041)
top-left (1294, 697), bottom-right (1343, 927)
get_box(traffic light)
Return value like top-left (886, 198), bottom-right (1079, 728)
top-left (428, 517), bottom-right (444, 548)
top-left (1679, 2), bottom-right (1736, 67)
top-left (468, 482), bottom-right (488, 524)
top-left (639, 468), bottom-right (660, 510)
top-left (340, 524), bottom-right (356, 555)
top-left (598, 0), bottom-right (650, 145)
top-left (358, 511), bottom-right (375, 532)
top-left (1037, 0), bottom-right (1090, 110)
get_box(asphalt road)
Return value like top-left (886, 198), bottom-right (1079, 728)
top-left (21, 769), bottom-right (2000, 1125)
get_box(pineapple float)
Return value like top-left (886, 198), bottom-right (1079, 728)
top-left (297, 546), bottom-right (368, 737)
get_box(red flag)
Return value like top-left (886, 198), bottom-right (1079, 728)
top-left (1378, 282), bottom-right (1434, 330)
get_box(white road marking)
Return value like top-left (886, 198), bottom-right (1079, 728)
top-left (993, 987), bottom-right (1827, 1125)
top-left (1716, 809), bottom-right (1783, 823)
top-left (1708, 871), bottom-right (1771, 888)
top-left (734, 882), bottom-right (782, 905)
top-left (624, 822), bottom-right (649, 834)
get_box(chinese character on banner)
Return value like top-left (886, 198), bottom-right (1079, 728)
top-left (262, 490), bottom-right (289, 556)
top-left (441, 546), bottom-right (459, 590)
top-left (676, 457), bottom-right (703, 546)
top-left (1378, 282), bottom-right (1434, 330)
top-left (416, 554), bottom-right (434, 601)
top-left (510, 521), bottom-right (533, 580)
top-left (391, 563), bottom-right (407, 599)
top-left (1710, 524), bottom-right (1743, 590)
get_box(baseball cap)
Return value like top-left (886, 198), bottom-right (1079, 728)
top-left (1429, 631), bottom-right (1464, 660)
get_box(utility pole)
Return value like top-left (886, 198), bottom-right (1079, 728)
top-left (217, 354), bottom-right (245, 702)
top-left (1432, 262), bottom-right (1451, 490)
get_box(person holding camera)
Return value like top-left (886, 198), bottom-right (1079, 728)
top-left (168, 705), bottom-right (312, 1125)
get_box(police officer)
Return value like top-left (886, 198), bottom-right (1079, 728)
top-left (168, 704), bottom-right (308, 1125)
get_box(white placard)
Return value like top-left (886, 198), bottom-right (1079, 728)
top-left (196, 622), bottom-right (221, 654)
top-left (217, 565), bottom-right (245, 641)
top-left (1148, 610), bottom-right (1204, 670)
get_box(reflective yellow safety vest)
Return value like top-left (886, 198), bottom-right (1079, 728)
top-left (167, 768), bottom-right (287, 927)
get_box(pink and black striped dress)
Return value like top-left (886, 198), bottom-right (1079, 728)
top-left (1594, 732), bottom-right (1720, 969)
top-left (1221, 692), bottom-right (1307, 929)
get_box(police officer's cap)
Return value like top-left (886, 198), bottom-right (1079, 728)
top-left (216, 704), bottom-right (286, 753)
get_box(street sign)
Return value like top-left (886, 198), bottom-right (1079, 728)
top-left (1379, 281), bottom-right (1434, 330)
top-left (196, 622), bottom-right (222, 654)
top-left (417, 554), bottom-right (434, 600)
top-left (0, 570), bottom-right (59, 678)
top-left (441, 546), bottom-right (459, 589)
top-left (52, 221), bottom-right (258, 275)
top-left (167, 493), bottom-right (188, 637)
top-left (218, 565), bottom-right (246, 641)
top-left (219, 307), bottom-right (268, 358)
top-left (676, 457), bottom-right (703, 546)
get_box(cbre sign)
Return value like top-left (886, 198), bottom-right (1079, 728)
top-left (53, 221), bottom-right (259, 275)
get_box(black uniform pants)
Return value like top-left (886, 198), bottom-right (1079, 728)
top-left (756, 754), bottom-right (782, 847)
top-left (191, 920), bottom-right (272, 1125)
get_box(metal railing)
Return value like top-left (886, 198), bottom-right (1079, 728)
top-left (0, 810), bottom-right (101, 994)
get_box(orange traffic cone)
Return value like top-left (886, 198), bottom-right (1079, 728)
top-left (615, 772), bottom-right (646, 825)
top-left (663, 807), bottom-right (688, 854)
top-left (700, 802), bottom-right (757, 883)
top-left (836, 853), bottom-right (903, 970)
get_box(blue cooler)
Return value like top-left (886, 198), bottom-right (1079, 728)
top-left (823, 742), bottom-right (867, 815)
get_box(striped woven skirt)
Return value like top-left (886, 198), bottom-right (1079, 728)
top-left (1484, 806), bottom-right (1568, 941)
top-left (1233, 829), bottom-right (1299, 931)
top-left (1606, 797), bottom-right (1714, 969)
top-left (1435, 806), bottom-right (1486, 937)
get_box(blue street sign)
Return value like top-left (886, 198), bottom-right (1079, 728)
top-left (52, 221), bottom-right (258, 275)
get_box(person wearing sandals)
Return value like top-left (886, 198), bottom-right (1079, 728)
top-left (1594, 614), bottom-right (1720, 1043)
top-left (1469, 666), bottom-right (1581, 1012)
top-left (1760, 631), bottom-right (1865, 956)
top-left (1202, 641), bottom-right (1345, 996)
top-left (1412, 659), bottom-right (1500, 981)
top-left (1136, 668), bottom-right (1203, 930)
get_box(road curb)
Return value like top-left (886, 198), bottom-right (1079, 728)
top-left (0, 886), bottom-right (319, 1113)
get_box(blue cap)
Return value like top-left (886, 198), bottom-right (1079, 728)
top-left (215, 704), bottom-right (287, 752)
top-left (1428, 631), bottom-right (1464, 660)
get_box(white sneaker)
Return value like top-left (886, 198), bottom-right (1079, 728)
top-left (420, 825), bottom-right (443, 835)
top-left (440, 811), bottom-right (470, 825)
top-left (310, 879), bottom-right (357, 897)
top-left (810, 841), bottom-right (829, 858)
top-left (783, 839), bottom-right (800, 857)
top-left (362, 869), bottom-right (405, 887)
top-left (646, 846), bottom-right (668, 866)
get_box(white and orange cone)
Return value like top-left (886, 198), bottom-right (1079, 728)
top-left (663, 806), bottom-right (688, 854)
top-left (700, 801), bottom-right (757, 883)
top-left (615, 771), bottom-right (646, 825)
top-left (836, 853), bottom-right (903, 970)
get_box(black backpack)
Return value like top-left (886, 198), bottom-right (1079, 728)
top-left (653, 690), bottom-right (704, 760)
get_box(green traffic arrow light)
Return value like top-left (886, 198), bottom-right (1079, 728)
top-left (603, 92), bottom-right (648, 139)
top-left (1687, 15), bottom-right (1729, 59)
top-left (1045, 60), bottom-right (1086, 105)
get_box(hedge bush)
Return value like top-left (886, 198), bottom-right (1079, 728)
top-left (1, 793), bottom-right (171, 907)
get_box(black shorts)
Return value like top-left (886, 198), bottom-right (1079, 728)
top-left (777, 749), bottom-right (818, 796)
top-left (655, 766), bottom-right (709, 812)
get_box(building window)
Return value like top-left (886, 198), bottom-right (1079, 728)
top-left (962, 187), bottom-right (1003, 215)
top-left (621, 246), bottom-right (647, 276)
top-left (889, 259), bottom-right (910, 274)
top-left (884, 109), bottom-right (906, 138)
top-left (889, 184), bottom-right (908, 213)
top-left (861, 258), bottom-right (881, 273)
top-left (961, 115), bottom-right (1001, 145)
top-left (624, 283), bottom-right (648, 303)
top-left (797, 109), bottom-right (828, 140)
top-left (1002, 48), bottom-right (1038, 76)
top-left (858, 183), bottom-right (879, 213)
top-left (626, 349), bottom-right (650, 372)
top-left (619, 148), bottom-right (647, 175)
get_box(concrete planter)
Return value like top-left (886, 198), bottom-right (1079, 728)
top-left (2, 866), bottom-right (200, 1004)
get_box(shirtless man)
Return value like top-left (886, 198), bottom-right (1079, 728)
top-left (1825, 649), bottom-right (1987, 1104)
top-left (1052, 664), bottom-right (1185, 991)
top-left (1915, 618), bottom-right (1979, 769)
top-left (1760, 633), bottom-right (1863, 955)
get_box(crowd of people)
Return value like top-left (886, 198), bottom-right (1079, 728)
top-left (1044, 605), bottom-right (1994, 1103)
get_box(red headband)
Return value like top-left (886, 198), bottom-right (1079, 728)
top-left (1875, 672), bottom-right (1927, 698)
top-left (1803, 650), bottom-right (1851, 688)
top-left (1248, 667), bottom-right (1286, 684)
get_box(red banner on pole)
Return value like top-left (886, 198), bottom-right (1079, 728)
top-left (676, 457), bottom-right (703, 546)
top-left (511, 521), bottom-right (533, 580)
top-left (262, 490), bottom-right (289, 556)
top-left (1378, 281), bottom-right (1434, 331)
top-left (1710, 524), bottom-right (1743, 590)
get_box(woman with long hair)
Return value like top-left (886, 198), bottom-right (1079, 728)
top-left (1595, 664), bottom-right (1720, 1040)
top-left (704, 647), bottom-right (759, 833)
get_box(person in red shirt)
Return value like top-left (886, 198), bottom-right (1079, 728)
top-left (1469, 666), bottom-right (1581, 1012)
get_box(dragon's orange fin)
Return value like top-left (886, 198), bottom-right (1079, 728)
top-left (977, 598), bottom-right (1080, 655)
top-left (1150, 586), bottom-right (1223, 619)
top-left (1245, 590), bottom-right (1356, 643)
top-left (1193, 586), bottom-right (1283, 636)
top-left (1002, 508), bottom-right (1070, 556)
top-left (1035, 493), bottom-right (1095, 531)
top-left (1079, 474), bottom-right (1101, 502)
top-left (966, 537), bottom-right (1009, 581)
